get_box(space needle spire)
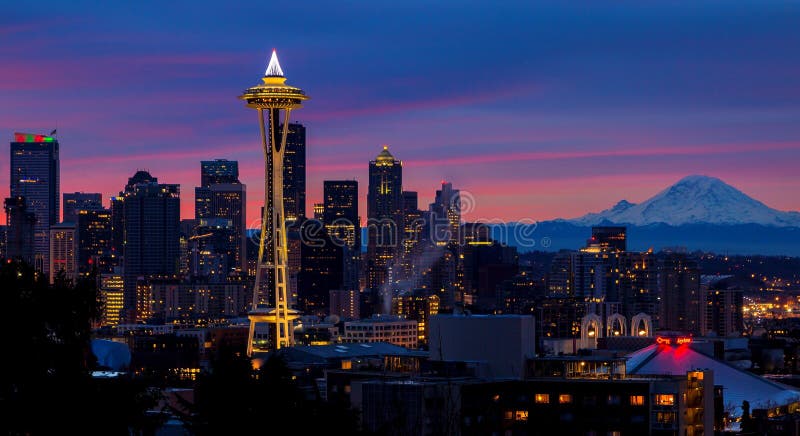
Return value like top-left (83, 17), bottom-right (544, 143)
top-left (239, 49), bottom-right (310, 355)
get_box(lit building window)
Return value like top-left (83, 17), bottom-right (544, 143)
top-left (514, 410), bottom-right (528, 421)
top-left (535, 393), bottom-right (550, 404)
top-left (559, 394), bottom-right (572, 404)
top-left (655, 394), bottom-right (675, 406)
top-left (656, 412), bottom-right (675, 423)
top-left (630, 395), bottom-right (644, 406)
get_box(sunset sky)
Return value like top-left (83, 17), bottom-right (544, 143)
top-left (2, 1), bottom-right (799, 226)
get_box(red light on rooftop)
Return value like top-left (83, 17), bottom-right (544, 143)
top-left (655, 335), bottom-right (692, 346)
top-left (13, 132), bottom-right (53, 143)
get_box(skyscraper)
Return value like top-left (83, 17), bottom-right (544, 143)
top-left (196, 159), bottom-right (241, 219)
top-left (429, 181), bottom-right (461, 246)
top-left (10, 132), bottom-right (59, 274)
top-left (99, 273), bottom-right (124, 327)
top-left (195, 160), bottom-right (246, 274)
top-left (63, 192), bottom-right (102, 223)
top-left (121, 173), bottom-right (180, 322)
top-left (659, 252), bottom-right (701, 334)
top-left (4, 197), bottom-right (36, 264)
top-left (111, 170), bottom-right (156, 268)
top-left (296, 218), bottom-right (344, 316)
top-left (323, 180), bottom-right (359, 248)
top-left (239, 49), bottom-right (309, 353)
top-left (201, 159), bottom-right (239, 186)
top-left (366, 145), bottom-right (403, 290)
top-left (49, 222), bottom-right (77, 283)
top-left (324, 180), bottom-right (360, 291)
top-left (399, 191), bottom-right (422, 281)
top-left (76, 208), bottom-right (113, 275)
top-left (329, 289), bottom-right (360, 320)
top-left (282, 123), bottom-right (306, 222)
top-left (313, 202), bottom-right (324, 221)
top-left (0, 225), bottom-right (7, 260)
top-left (589, 226), bottom-right (627, 252)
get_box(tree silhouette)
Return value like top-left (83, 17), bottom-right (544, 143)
top-left (0, 260), bottom-right (156, 435)
top-left (186, 351), bottom-right (362, 435)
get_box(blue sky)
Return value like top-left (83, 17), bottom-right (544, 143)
top-left (2, 1), bottom-right (799, 224)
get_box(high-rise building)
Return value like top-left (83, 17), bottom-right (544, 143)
top-left (63, 192), bottom-right (102, 223)
top-left (10, 132), bottom-right (59, 274)
top-left (429, 181), bottom-right (461, 246)
top-left (99, 273), bottom-right (124, 327)
top-left (461, 241), bottom-right (518, 309)
top-left (76, 208), bottom-right (113, 275)
top-left (111, 170), bottom-right (157, 268)
top-left (392, 289), bottom-right (440, 346)
top-left (0, 225), bottom-right (7, 260)
top-left (239, 50), bottom-right (309, 353)
top-left (701, 284), bottom-right (743, 337)
top-left (313, 202), bottom-right (324, 221)
top-left (195, 160), bottom-right (245, 272)
top-left (110, 195), bottom-right (124, 265)
top-left (49, 222), bottom-right (77, 283)
top-left (323, 180), bottom-right (359, 248)
top-left (296, 219), bottom-right (344, 316)
top-left (195, 180), bottom-right (246, 274)
top-left (179, 219), bottom-right (196, 276)
top-left (658, 252), bottom-right (701, 334)
top-left (4, 197), bottom-right (36, 264)
top-left (200, 159), bottom-right (239, 186)
top-left (282, 123), bottom-right (306, 222)
top-left (366, 145), bottom-right (403, 290)
top-left (400, 191), bottom-right (423, 279)
top-left (122, 173), bottom-right (181, 322)
top-left (589, 226), bottom-right (627, 252)
top-left (616, 251), bottom-right (658, 325)
top-left (189, 217), bottom-right (237, 281)
top-left (329, 289), bottom-right (360, 320)
top-left (324, 180), bottom-right (360, 291)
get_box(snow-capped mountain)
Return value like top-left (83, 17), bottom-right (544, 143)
top-left (569, 175), bottom-right (800, 227)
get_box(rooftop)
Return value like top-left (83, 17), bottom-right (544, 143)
top-left (627, 343), bottom-right (800, 416)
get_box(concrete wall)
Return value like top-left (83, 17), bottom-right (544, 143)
top-left (429, 314), bottom-right (535, 379)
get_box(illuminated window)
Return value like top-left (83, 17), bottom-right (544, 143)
top-left (535, 393), bottom-right (550, 404)
top-left (514, 410), bottom-right (528, 421)
top-left (630, 395), bottom-right (644, 406)
top-left (655, 394), bottom-right (675, 406)
top-left (656, 412), bottom-right (675, 423)
top-left (503, 410), bottom-right (513, 420)
top-left (559, 394), bottom-right (573, 404)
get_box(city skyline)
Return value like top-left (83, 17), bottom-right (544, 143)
top-left (3, 1), bottom-right (800, 226)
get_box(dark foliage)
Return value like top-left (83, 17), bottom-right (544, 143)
top-left (0, 260), bottom-right (157, 435)
top-left (185, 351), bottom-right (363, 435)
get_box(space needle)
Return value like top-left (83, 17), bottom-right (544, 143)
top-left (240, 50), bottom-right (309, 354)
